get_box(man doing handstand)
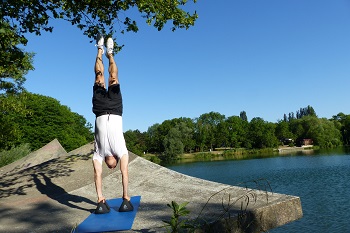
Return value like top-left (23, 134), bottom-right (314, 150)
top-left (92, 35), bottom-right (133, 214)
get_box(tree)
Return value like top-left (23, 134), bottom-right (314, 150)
top-left (225, 116), bottom-right (249, 148)
top-left (289, 116), bottom-right (342, 148)
top-left (248, 117), bottom-right (278, 149)
top-left (341, 115), bottom-right (350, 145)
top-left (275, 120), bottom-right (294, 142)
top-left (288, 112), bottom-right (295, 121)
top-left (146, 117), bottom-right (195, 155)
top-left (0, 93), bottom-right (30, 149)
top-left (8, 92), bottom-right (93, 151)
top-left (194, 112), bottom-right (225, 151)
top-left (332, 113), bottom-right (350, 145)
top-left (0, 20), bottom-right (34, 93)
top-left (320, 118), bottom-right (342, 148)
top-left (173, 119), bottom-right (195, 153)
top-left (296, 105), bottom-right (317, 119)
top-left (240, 111), bottom-right (248, 122)
top-left (216, 120), bottom-right (230, 148)
top-left (1, 0), bottom-right (198, 54)
top-left (300, 116), bottom-right (341, 148)
top-left (146, 123), bottom-right (162, 153)
top-left (124, 129), bottom-right (147, 155)
top-left (163, 127), bottom-right (184, 161)
top-left (289, 119), bottom-right (305, 141)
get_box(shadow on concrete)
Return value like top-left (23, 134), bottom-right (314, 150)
top-left (0, 148), bottom-right (94, 199)
top-left (0, 145), bottom-right (98, 233)
top-left (31, 173), bottom-right (95, 212)
top-left (0, 201), bottom-right (75, 233)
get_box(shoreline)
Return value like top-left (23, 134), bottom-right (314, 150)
top-left (143, 146), bottom-right (316, 165)
top-left (277, 145), bottom-right (314, 154)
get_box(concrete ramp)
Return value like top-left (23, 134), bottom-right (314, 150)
top-left (0, 138), bottom-right (67, 174)
top-left (0, 141), bottom-right (302, 232)
top-left (117, 155), bottom-right (303, 232)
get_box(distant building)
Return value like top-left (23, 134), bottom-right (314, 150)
top-left (296, 138), bottom-right (313, 146)
top-left (301, 139), bottom-right (313, 146)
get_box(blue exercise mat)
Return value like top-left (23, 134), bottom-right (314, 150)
top-left (74, 196), bottom-right (141, 233)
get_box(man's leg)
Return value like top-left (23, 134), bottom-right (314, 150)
top-left (106, 38), bottom-right (119, 86)
top-left (119, 154), bottom-right (130, 201)
top-left (93, 159), bottom-right (105, 203)
top-left (93, 156), bottom-right (111, 214)
top-left (95, 35), bottom-right (105, 87)
top-left (93, 35), bottom-right (106, 203)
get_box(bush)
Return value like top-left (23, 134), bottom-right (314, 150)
top-left (0, 143), bottom-right (31, 167)
top-left (194, 152), bottom-right (212, 159)
top-left (149, 156), bottom-right (161, 164)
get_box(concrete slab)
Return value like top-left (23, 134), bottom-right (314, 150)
top-left (0, 138), bottom-right (67, 174)
top-left (0, 141), bottom-right (302, 233)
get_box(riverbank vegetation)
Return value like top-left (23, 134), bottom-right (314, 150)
top-left (125, 106), bottom-right (350, 163)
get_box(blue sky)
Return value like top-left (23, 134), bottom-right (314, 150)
top-left (23, 0), bottom-right (350, 132)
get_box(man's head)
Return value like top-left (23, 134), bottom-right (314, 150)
top-left (105, 156), bottom-right (118, 169)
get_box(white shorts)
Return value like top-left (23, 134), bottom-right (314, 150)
top-left (93, 114), bottom-right (128, 165)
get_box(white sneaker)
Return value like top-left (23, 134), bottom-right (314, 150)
top-left (95, 34), bottom-right (104, 54)
top-left (106, 38), bottom-right (114, 56)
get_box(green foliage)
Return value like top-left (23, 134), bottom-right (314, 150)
top-left (275, 120), bottom-right (294, 142)
top-left (287, 116), bottom-right (342, 148)
top-left (248, 117), bottom-right (279, 149)
top-left (296, 105), bottom-right (317, 119)
top-left (194, 112), bottom-right (225, 151)
top-left (147, 121), bottom-right (171, 153)
top-left (0, 92), bottom-right (93, 151)
top-left (127, 106), bottom-right (350, 163)
top-left (163, 127), bottom-right (184, 161)
top-left (332, 113), bottom-right (350, 145)
top-left (283, 105), bottom-right (317, 122)
top-left (123, 108), bottom-right (348, 158)
top-left (0, 143), bottom-right (31, 167)
top-left (160, 118), bottom-right (196, 161)
top-left (1, 0), bottom-right (198, 54)
top-left (174, 119), bottom-right (195, 153)
top-left (163, 201), bottom-right (192, 233)
top-left (194, 152), bottom-right (212, 160)
top-left (224, 116), bottom-right (249, 148)
top-left (147, 117), bottom-right (195, 156)
top-left (148, 155), bottom-right (161, 164)
top-left (0, 20), bottom-right (34, 94)
top-left (239, 110), bottom-right (248, 121)
top-left (0, 93), bottom-right (31, 149)
top-left (304, 117), bottom-right (342, 148)
top-left (124, 129), bottom-right (147, 155)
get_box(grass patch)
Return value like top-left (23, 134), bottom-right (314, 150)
top-left (142, 153), bottom-right (162, 164)
top-left (0, 143), bottom-right (31, 167)
top-left (179, 148), bottom-right (277, 162)
top-left (194, 152), bottom-right (213, 159)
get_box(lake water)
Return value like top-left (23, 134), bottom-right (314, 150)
top-left (166, 148), bottom-right (350, 233)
